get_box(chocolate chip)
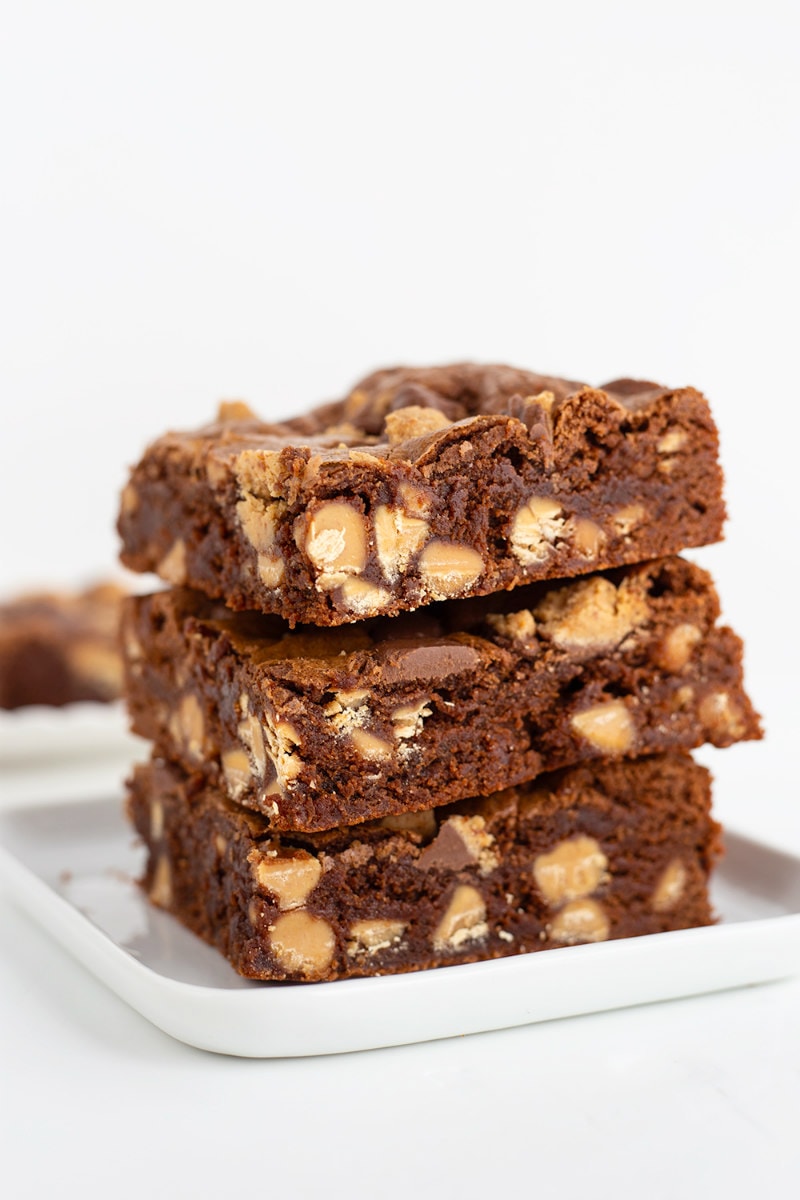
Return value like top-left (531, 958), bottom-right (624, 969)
top-left (380, 641), bottom-right (481, 685)
top-left (417, 821), bottom-right (476, 872)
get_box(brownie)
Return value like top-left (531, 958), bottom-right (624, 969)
top-left (118, 363), bottom-right (725, 627)
top-left (0, 582), bottom-right (125, 710)
top-left (128, 752), bottom-right (721, 983)
top-left (122, 557), bottom-right (761, 831)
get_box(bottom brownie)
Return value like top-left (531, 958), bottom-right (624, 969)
top-left (127, 753), bottom-right (721, 983)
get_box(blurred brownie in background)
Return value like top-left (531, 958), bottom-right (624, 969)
top-left (0, 582), bottom-right (125, 709)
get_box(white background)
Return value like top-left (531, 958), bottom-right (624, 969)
top-left (1, 3), bottom-right (799, 1197)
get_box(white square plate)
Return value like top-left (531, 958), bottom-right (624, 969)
top-left (1, 795), bottom-right (799, 1058)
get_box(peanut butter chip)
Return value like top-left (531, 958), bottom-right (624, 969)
top-left (612, 503), bottom-right (646, 536)
top-left (149, 856), bottom-right (173, 908)
top-left (534, 576), bottom-right (648, 651)
top-left (651, 858), bottom-right (688, 913)
top-left (337, 688), bottom-right (369, 707)
top-left (269, 911), bottom-right (336, 978)
top-left (418, 540), bottom-right (484, 599)
top-left (149, 800), bottom-right (164, 841)
top-left (533, 836), bottom-right (609, 905)
top-left (257, 554), bottom-right (285, 588)
top-left (339, 576), bottom-right (392, 614)
top-left (510, 497), bottom-right (564, 565)
top-left (549, 899), bottom-right (609, 944)
top-left (485, 609), bottom-right (537, 643)
top-left (124, 626), bottom-right (143, 664)
top-left (350, 728), bottom-right (394, 761)
top-left (238, 712), bottom-right (267, 777)
top-left (252, 851), bottom-right (322, 910)
top-left (571, 700), bottom-right (635, 754)
top-left (373, 503), bottom-right (430, 582)
top-left (655, 623), bottom-right (703, 673)
top-left (237, 493), bottom-right (276, 553)
top-left (323, 690), bottom-right (371, 734)
top-left (169, 693), bottom-right (205, 761)
top-left (390, 697), bottom-right (432, 740)
top-left (432, 885), bottom-right (488, 951)
top-left (380, 809), bottom-right (438, 838)
top-left (698, 691), bottom-right (747, 740)
top-left (658, 429), bottom-right (687, 455)
top-left (218, 399), bottom-right (257, 422)
top-left (264, 719), bottom-right (303, 785)
top-left (397, 482), bottom-right (432, 518)
top-left (235, 447), bottom-right (283, 500)
top-left (571, 518), bottom-right (605, 559)
top-left (384, 405), bottom-right (451, 445)
top-left (347, 919), bottom-right (406, 956)
top-left (656, 430), bottom-right (687, 475)
top-left (157, 538), bottom-right (187, 585)
top-left (304, 501), bottom-right (367, 589)
top-left (221, 747), bottom-right (252, 799)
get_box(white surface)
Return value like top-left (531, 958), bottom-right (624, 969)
top-left (1, 762), bottom-right (799, 1199)
top-left (1, 1), bottom-right (799, 1195)
top-left (0, 702), bottom-right (143, 766)
top-left (3, 798), bottom-right (799, 1058)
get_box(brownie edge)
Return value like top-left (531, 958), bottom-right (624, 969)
top-left (119, 363), bottom-right (725, 626)
top-left (122, 557), bottom-right (761, 831)
top-left (128, 752), bottom-right (721, 983)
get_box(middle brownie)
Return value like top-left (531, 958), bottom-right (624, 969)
top-left (124, 556), bottom-right (760, 832)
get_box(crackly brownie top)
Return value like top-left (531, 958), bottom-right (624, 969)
top-left (327, 362), bottom-right (665, 433)
top-left (140, 362), bottom-right (711, 484)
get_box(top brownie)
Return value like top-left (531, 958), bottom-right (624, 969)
top-left (118, 363), bottom-right (725, 627)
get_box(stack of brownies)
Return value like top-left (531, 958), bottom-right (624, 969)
top-left (117, 363), bottom-right (761, 981)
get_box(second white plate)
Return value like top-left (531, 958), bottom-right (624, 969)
top-left (1, 796), bottom-right (799, 1058)
top-left (0, 702), bottom-right (141, 765)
